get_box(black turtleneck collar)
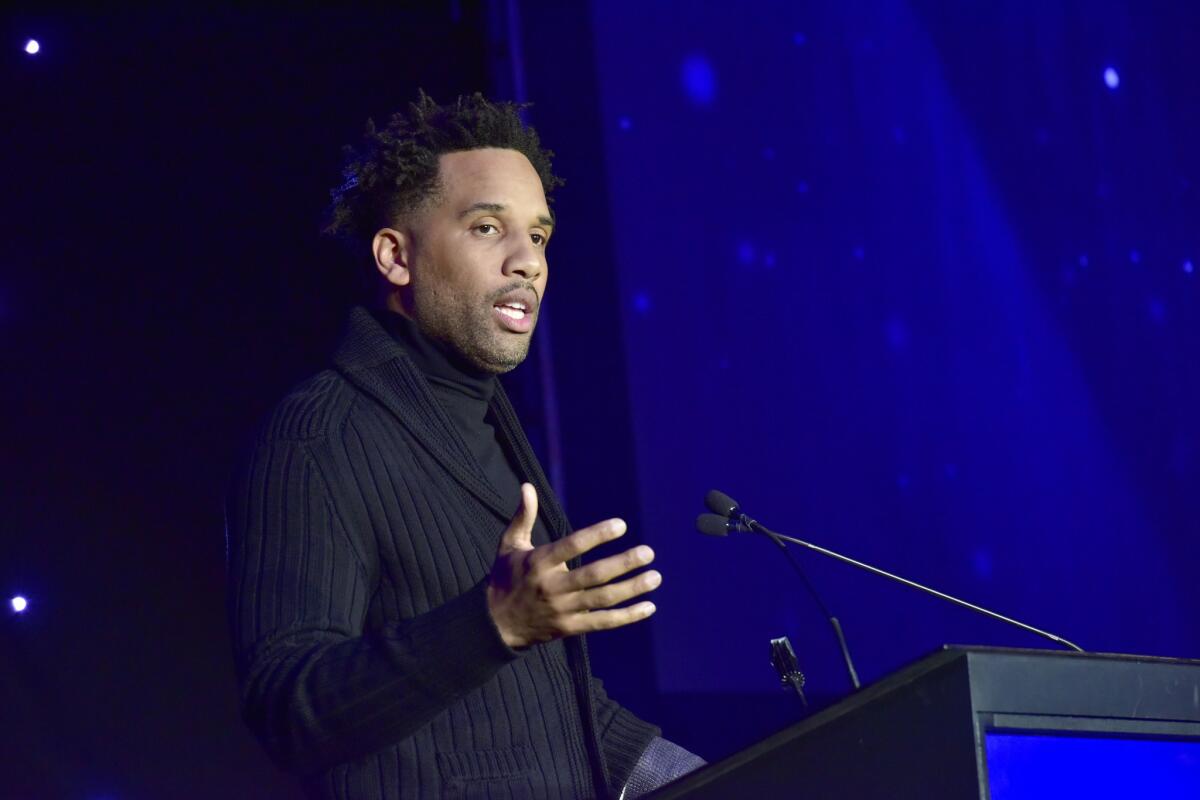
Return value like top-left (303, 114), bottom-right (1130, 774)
top-left (377, 308), bottom-right (497, 406)
top-left (373, 306), bottom-right (548, 542)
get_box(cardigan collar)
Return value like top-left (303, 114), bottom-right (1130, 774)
top-left (330, 306), bottom-right (571, 539)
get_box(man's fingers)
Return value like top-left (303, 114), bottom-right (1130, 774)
top-left (537, 517), bottom-right (628, 567)
top-left (519, 483), bottom-right (537, 525)
top-left (555, 569), bottom-right (662, 612)
top-left (565, 602), bottom-right (657, 634)
top-left (498, 483), bottom-right (538, 553)
top-left (547, 545), bottom-right (656, 593)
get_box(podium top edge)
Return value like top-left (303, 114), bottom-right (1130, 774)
top-left (937, 644), bottom-right (1200, 666)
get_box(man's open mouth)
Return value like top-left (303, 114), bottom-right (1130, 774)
top-left (491, 289), bottom-right (538, 333)
top-left (495, 301), bottom-right (529, 320)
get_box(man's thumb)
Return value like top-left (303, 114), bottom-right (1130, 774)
top-left (500, 483), bottom-right (537, 552)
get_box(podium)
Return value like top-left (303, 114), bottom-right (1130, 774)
top-left (651, 647), bottom-right (1200, 799)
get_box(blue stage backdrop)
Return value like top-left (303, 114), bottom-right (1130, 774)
top-left (572, 0), bottom-right (1198, 715)
top-left (3, 2), bottom-right (1198, 792)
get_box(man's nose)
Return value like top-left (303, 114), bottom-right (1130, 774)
top-left (503, 237), bottom-right (543, 281)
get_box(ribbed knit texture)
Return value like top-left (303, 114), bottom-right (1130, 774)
top-left (226, 307), bottom-right (658, 799)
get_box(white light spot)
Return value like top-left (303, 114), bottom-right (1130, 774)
top-left (1104, 67), bottom-right (1120, 90)
top-left (25, 39), bottom-right (40, 55)
top-left (11, 596), bottom-right (28, 613)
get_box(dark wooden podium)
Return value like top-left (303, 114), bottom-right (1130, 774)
top-left (650, 647), bottom-right (1200, 799)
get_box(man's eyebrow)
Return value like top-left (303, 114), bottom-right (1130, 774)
top-left (457, 202), bottom-right (505, 219)
top-left (457, 202), bottom-right (555, 228)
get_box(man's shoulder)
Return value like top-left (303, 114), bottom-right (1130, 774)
top-left (256, 369), bottom-right (360, 444)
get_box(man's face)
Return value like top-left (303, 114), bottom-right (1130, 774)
top-left (402, 148), bottom-right (553, 374)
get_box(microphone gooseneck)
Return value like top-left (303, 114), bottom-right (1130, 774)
top-left (701, 490), bottom-right (1085, 654)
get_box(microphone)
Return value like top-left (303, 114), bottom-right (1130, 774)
top-left (700, 493), bottom-right (861, 690)
top-left (700, 490), bottom-right (1084, 654)
top-left (696, 513), bottom-right (735, 537)
top-left (704, 490), bottom-right (740, 519)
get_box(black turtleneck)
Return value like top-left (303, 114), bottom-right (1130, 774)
top-left (381, 309), bottom-right (548, 545)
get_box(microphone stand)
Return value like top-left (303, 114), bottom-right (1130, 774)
top-left (761, 530), bottom-right (862, 689)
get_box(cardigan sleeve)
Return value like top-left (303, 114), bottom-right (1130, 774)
top-left (225, 436), bottom-right (520, 774)
top-left (588, 676), bottom-right (661, 789)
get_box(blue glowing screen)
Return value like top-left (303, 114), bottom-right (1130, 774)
top-left (985, 732), bottom-right (1200, 798)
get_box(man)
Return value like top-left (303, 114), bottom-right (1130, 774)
top-left (226, 94), bottom-right (703, 798)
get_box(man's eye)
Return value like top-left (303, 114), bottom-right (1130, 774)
top-left (531, 233), bottom-right (546, 246)
top-left (475, 223), bottom-right (498, 235)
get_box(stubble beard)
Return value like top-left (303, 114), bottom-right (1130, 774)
top-left (413, 284), bottom-right (533, 374)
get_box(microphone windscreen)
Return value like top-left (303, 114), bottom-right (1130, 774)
top-left (705, 489), bottom-right (739, 518)
top-left (696, 513), bottom-right (731, 537)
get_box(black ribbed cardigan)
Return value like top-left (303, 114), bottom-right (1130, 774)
top-left (226, 307), bottom-right (658, 798)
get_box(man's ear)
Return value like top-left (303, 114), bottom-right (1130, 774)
top-left (372, 227), bottom-right (413, 287)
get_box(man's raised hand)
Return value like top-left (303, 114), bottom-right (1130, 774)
top-left (486, 483), bottom-right (660, 649)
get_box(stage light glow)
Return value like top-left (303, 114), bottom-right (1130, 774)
top-left (1104, 67), bottom-right (1120, 89)
top-left (1184, 260), bottom-right (1194, 275)
top-left (973, 549), bottom-right (994, 579)
top-left (24, 39), bottom-right (40, 55)
top-left (11, 596), bottom-right (28, 613)
top-left (681, 54), bottom-right (716, 106)
top-left (885, 316), bottom-right (910, 351)
top-left (1148, 298), bottom-right (1166, 324)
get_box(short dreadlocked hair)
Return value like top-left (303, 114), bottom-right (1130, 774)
top-left (324, 92), bottom-right (562, 245)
